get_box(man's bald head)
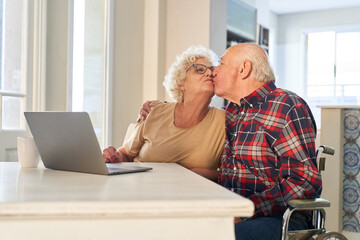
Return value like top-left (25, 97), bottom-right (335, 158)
top-left (226, 43), bottom-right (275, 83)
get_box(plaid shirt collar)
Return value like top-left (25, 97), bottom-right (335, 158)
top-left (229, 80), bottom-right (276, 112)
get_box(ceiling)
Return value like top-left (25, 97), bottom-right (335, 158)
top-left (268, 0), bottom-right (360, 14)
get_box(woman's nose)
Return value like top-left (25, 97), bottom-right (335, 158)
top-left (205, 68), bottom-right (213, 76)
top-left (212, 66), bottom-right (218, 77)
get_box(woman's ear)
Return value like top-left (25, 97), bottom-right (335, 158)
top-left (238, 60), bottom-right (252, 79)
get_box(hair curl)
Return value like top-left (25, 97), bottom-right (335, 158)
top-left (163, 45), bottom-right (218, 102)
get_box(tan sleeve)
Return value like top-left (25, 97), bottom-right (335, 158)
top-left (123, 121), bottom-right (145, 157)
top-left (123, 102), bottom-right (169, 158)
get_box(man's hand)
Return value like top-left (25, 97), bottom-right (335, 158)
top-left (190, 167), bottom-right (219, 182)
top-left (137, 100), bottom-right (161, 123)
top-left (103, 146), bottom-right (121, 163)
top-left (234, 217), bottom-right (242, 224)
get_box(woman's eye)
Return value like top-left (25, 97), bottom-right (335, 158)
top-left (196, 66), bottom-right (206, 72)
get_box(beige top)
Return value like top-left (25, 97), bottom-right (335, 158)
top-left (124, 102), bottom-right (225, 170)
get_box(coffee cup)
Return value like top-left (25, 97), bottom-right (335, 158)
top-left (17, 137), bottom-right (40, 168)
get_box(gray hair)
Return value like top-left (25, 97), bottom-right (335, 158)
top-left (163, 45), bottom-right (218, 102)
top-left (235, 43), bottom-right (275, 83)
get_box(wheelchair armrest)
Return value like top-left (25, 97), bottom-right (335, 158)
top-left (288, 198), bottom-right (330, 209)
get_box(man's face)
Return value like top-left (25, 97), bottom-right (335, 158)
top-left (212, 49), bottom-right (238, 99)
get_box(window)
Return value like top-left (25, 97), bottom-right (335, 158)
top-left (306, 30), bottom-right (360, 125)
top-left (0, 0), bottom-right (32, 162)
top-left (0, 0), bottom-right (45, 162)
top-left (0, 0), bottom-right (25, 131)
top-left (70, 0), bottom-right (113, 148)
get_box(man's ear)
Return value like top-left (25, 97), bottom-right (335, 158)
top-left (238, 60), bottom-right (252, 79)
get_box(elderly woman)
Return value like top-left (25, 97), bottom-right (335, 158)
top-left (103, 46), bottom-right (225, 181)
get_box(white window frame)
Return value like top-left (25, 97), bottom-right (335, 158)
top-left (30, 0), bottom-right (47, 112)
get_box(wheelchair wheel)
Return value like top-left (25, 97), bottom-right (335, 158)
top-left (316, 231), bottom-right (348, 240)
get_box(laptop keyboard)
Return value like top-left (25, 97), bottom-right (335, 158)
top-left (107, 165), bottom-right (152, 175)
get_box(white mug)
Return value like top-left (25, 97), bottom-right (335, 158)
top-left (17, 137), bottom-right (40, 168)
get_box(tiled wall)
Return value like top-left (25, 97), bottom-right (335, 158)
top-left (343, 109), bottom-right (360, 232)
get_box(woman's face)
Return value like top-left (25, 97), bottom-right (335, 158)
top-left (181, 58), bottom-right (215, 101)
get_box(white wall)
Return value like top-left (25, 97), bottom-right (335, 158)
top-left (165, 0), bottom-right (211, 72)
top-left (164, 0), bottom-right (227, 106)
top-left (254, 0), bottom-right (278, 80)
top-left (46, 0), bottom-right (69, 111)
top-left (143, 0), bottom-right (166, 102)
top-left (112, 0), bottom-right (145, 146)
top-left (210, 0), bottom-right (227, 57)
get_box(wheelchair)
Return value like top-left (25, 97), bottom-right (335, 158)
top-left (281, 145), bottom-right (348, 240)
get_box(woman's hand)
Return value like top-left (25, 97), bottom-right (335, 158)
top-left (137, 100), bottom-right (161, 123)
top-left (103, 146), bottom-right (135, 163)
top-left (103, 146), bottom-right (121, 163)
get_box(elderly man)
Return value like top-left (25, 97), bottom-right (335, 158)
top-left (138, 43), bottom-right (321, 240)
top-left (212, 43), bottom-right (321, 240)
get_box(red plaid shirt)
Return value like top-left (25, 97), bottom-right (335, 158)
top-left (219, 81), bottom-right (322, 218)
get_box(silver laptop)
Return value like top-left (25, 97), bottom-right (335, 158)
top-left (24, 112), bottom-right (152, 175)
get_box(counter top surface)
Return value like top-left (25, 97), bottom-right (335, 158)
top-left (317, 105), bottom-right (360, 109)
top-left (0, 162), bottom-right (254, 218)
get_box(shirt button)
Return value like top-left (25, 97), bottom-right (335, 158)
top-left (233, 167), bottom-right (237, 170)
top-left (241, 111), bottom-right (245, 115)
top-left (232, 154), bottom-right (236, 158)
top-left (250, 104), bottom-right (253, 107)
top-left (234, 133), bottom-right (237, 136)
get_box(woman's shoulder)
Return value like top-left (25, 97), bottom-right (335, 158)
top-left (139, 102), bottom-right (175, 125)
top-left (144, 101), bottom-right (176, 122)
top-left (210, 106), bottom-right (225, 118)
top-left (152, 101), bottom-right (176, 113)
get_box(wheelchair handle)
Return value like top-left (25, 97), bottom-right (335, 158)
top-left (319, 145), bottom-right (335, 155)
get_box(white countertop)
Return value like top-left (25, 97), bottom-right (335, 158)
top-left (0, 162), bottom-right (254, 219)
top-left (317, 105), bottom-right (360, 109)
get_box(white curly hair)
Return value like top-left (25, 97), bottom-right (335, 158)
top-left (163, 45), bottom-right (219, 102)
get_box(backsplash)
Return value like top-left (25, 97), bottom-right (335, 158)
top-left (343, 109), bottom-right (360, 232)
